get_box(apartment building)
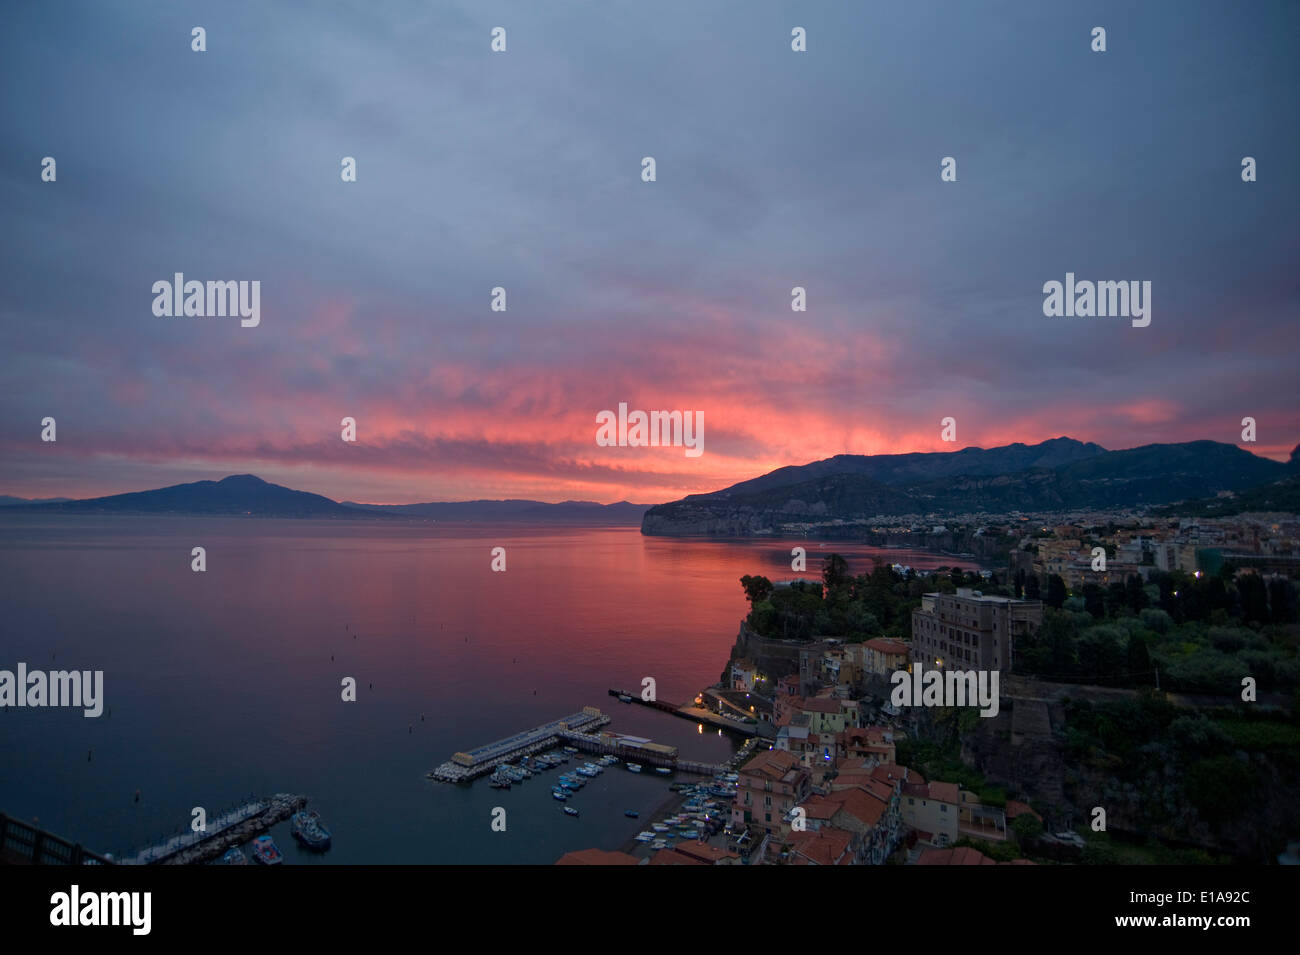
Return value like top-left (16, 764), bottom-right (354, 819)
top-left (910, 588), bottom-right (1043, 673)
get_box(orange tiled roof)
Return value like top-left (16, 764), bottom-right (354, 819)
top-left (556, 848), bottom-right (641, 866)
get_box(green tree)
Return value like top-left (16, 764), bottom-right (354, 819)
top-left (740, 574), bottom-right (773, 605)
top-left (1046, 574), bottom-right (1067, 610)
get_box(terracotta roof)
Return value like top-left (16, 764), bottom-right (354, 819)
top-left (928, 781), bottom-right (961, 805)
top-left (556, 848), bottom-right (641, 866)
top-left (788, 828), bottom-right (854, 866)
top-left (802, 698), bottom-right (844, 714)
top-left (1005, 800), bottom-right (1042, 822)
top-left (832, 787), bottom-right (887, 828)
top-left (648, 848), bottom-right (707, 865)
top-left (865, 638), bottom-right (910, 654)
top-left (740, 748), bottom-right (805, 783)
top-left (917, 847), bottom-right (997, 866)
top-left (672, 842), bottom-right (740, 864)
top-left (873, 764), bottom-right (923, 787)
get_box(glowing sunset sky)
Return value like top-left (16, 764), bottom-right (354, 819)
top-left (2, 2), bottom-right (1297, 505)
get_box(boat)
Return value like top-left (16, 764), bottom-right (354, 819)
top-left (654, 767), bottom-right (672, 775)
top-left (618, 694), bottom-right (633, 703)
top-left (626, 763), bottom-right (642, 773)
top-left (635, 831), bottom-right (655, 842)
top-left (624, 810), bottom-right (639, 818)
top-left (562, 746), bottom-right (579, 754)
top-left (563, 806), bottom-right (579, 817)
top-left (576, 767), bottom-right (598, 777)
top-left (583, 762), bottom-right (603, 773)
top-left (489, 776), bottom-right (511, 789)
top-left (650, 840), bottom-right (667, 850)
top-left (552, 791), bottom-right (568, 801)
top-left (291, 810), bottom-right (332, 851)
top-left (652, 823), bottom-right (669, 832)
top-left (220, 846), bottom-right (248, 865)
top-left (250, 835), bottom-right (283, 865)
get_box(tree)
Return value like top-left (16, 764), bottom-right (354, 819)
top-left (1013, 568), bottom-right (1025, 599)
top-left (1046, 574), bottom-right (1067, 610)
top-left (1012, 813), bottom-right (1043, 843)
top-left (1025, 575), bottom-right (1041, 600)
top-left (1125, 574), bottom-right (1148, 612)
top-left (822, 554), bottom-right (850, 594)
top-left (740, 574), bottom-right (773, 606)
top-left (1127, 633), bottom-right (1152, 685)
top-left (1082, 583), bottom-right (1105, 619)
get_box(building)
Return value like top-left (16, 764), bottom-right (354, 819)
top-left (910, 588), bottom-right (1043, 673)
top-left (730, 658), bottom-right (758, 692)
top-left (901, 780), bottom-right (961, 847)
top-left (731, 748), bottom-right (812, 837)
top-left (863, 638), bottom-right (910, 676)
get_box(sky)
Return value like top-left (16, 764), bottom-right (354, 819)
top-left (1, 1), bottom-right (1297, 505)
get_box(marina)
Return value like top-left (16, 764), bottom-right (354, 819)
top-left (427, 706), bottom-right (733, 783)
top-left (426, 707), bottom-right (611, 783)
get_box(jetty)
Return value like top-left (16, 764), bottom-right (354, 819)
top-left (608, 688), bottom-right (761, 737)
top-left (428, 707), bottom-right (612, 783)
top-left (122, 793), bottom-right (307, 865)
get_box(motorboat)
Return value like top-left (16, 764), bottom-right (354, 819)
top-left (250, 835), bottom-right (283, 865)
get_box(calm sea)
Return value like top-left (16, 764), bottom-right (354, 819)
top-left (0, 516), bottom-right (977, 864)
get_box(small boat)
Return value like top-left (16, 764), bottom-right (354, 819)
top-left (576, 767), bottom-right (598, 777)
top-left (624, 810), bottom-right (639, 818)
top-left (655, 767), bottom-right (672, 775)
top-left (562, 746), bottom-right (578, 754)
top-left (652, 823), bottom-right (669, 832)
top-left (291, 810), bottom-right (332, 851)
top-left (221, 846), bottom-right (248, 865)
top-left (650, 840), bottom-right (667, 850)
top-left (563, 806), bottom-right (579, 817)
top-left (552, 791), bottom-right (568, 801)
top-left (626, 763), bottom-right (642, 773)
top-left (635, 831), bottom-right (655, 842)
top-left (250, 835), bottom-right (283, 865)
top-left (618, 694), bottom-right (633, 703)
top-left (489, 778), bottom-right (511, 789)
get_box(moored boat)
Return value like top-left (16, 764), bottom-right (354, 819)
top-left (562, 806), bottom-right (579, 817)
top-left (624, 810), bottom-right (639, 818)
top-left (221, 846), bottom-right (248, 865)
top-left (250, 835), bottom-right (283, 865)
top-left (626, 763), bottom-right (642, 773)
top-left (291, 810), bottom-right (332, 851)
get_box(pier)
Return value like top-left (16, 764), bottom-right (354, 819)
top-left (122, 793), bottom-right (307, 865)
top-left (608, 688), bottom-right (761, 737)
top-left (428, 707), bottom-right (612, 783)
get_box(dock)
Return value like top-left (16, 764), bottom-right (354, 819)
top-left (608, 688), bottom-right (761, 737)
top-left (122, 793), bottom-right (307, 865)
top-left (427, 707), bottom-right (612, 783)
